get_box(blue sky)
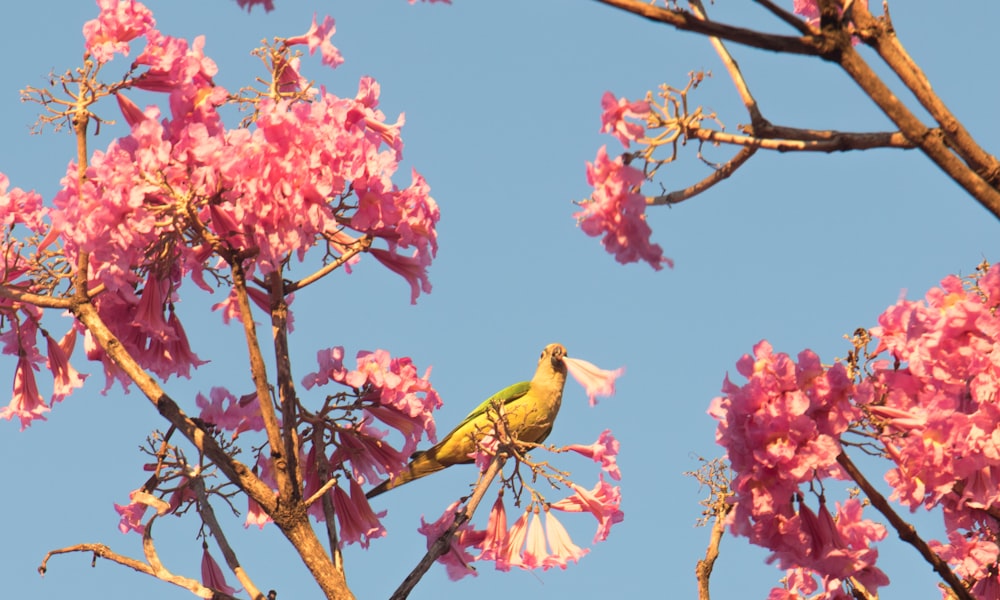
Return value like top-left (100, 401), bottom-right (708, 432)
top-left (0, 1), bottom-right (997, 599)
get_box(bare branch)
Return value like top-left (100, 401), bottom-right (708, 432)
top-left (836, 451), bottom-right (973, 600)
top-left (850, 4), bottom-right (1000, 185)
top-left (695, 512), bottom-right (727, 600)
top-left (285, 234), bottom-right (373, 293)
top-left (593, 0), bottom-right (820, 56)
top-left (688, 0), bottom-right (766, 127)
top-left (650, 146), bottom-right (756, 206)
top-left (390, 455), bottom-right (506, 600)
top-left (191, 475), bottom-right (266, 600)
top-left (268, 272), bottom-right (302, 504)
top-left (832, 36), bottom-right (1000, 218)
top-left (38, 541), bottom-right (235, 600)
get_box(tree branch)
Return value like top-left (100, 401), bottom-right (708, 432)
top-left (229, 259), bottom-right (294, 501)
top-left (191, 475), bottom-right (265, 600)
top-left (831, 35), bottom-right (1000, 218)
top-left (268, 271), bottom-right (302, 504)
top-left (70, 299), bottom-right (355, 599)
top-left (688, 0), bottom-right (766, 127)
top-left (593, 0), bottom-right (820, 56)
top-left (836, 451), bottom-right (973, 600)
top-left (390, 455), bottom-right (506, 600)
top-left (38, 541), bottom-right (236, 600)
top-left (650, 146), bottom-right (756, 206)
top-left (695, 510), bottom-right (727, 600)
top-left (850, 3), bottom-right (1000, 185)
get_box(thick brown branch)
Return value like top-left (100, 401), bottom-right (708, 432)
top-left (836, 451), bottom-right (973, 600)
top-left (70, 300), bottom-right (355, 598)
top-left (268, 272), bottom-right (301, 504)
top-left (691, 126), bottom-right (913, 152)
top-left (0, 285), bottom-right (73, 309)
top-left (594, 0), bottom-right (819, 56)
top-left (850, 4), bottom-right (1000, 186)
top-left (71, 300), bottom-right (273, 507)
top-left (230, 260), bottom-right (294, 501)
top-left (695, 511), bottom-right (727, 600)
top-left (832, 38), bottom-right (1000, 218)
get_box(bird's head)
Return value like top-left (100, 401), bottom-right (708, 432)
top-left (539, 343), bottom-right (568, 374)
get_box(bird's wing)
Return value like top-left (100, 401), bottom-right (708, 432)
top-left (445, 380), bottom-right (531, 437)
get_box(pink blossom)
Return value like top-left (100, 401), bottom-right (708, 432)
top-left (495, 511), bottom-right (529, 572)
top-left (564, 429), bottom-right (621, 480)
top-left (418, 501), bottom-right (483, 580)
top-left (599, 91), bottom-right (650, 148)
top-left (0, 354), bottom-right (48, 430)
top-left (521, 511), bottom-right (548, 570)
top-left (329, 420), bottom-right (410, 485)
top-left (563, 356), bottom-right (624, 406)
top-left (114, 93), bottom-right (148, 128)
top-left (83, 0), bottom-right (155, 64)
top-left (331, 479), bottom-right (386, 548)
top-left (477, 495), bottom-right (508, 561)
top-left (543, 510), bottom-right (588, 569)
top-left (113, 489), bottom-right (153, 534)
top-left (708, 341), bottom-right (858, 552)
top-left (550, 476), bottom-right (624, 543)
top-left (285, 15), bottom-right (343, 69)
top-left (0, 173), bottom-right (46, 232)
top-left (370, 248), bottom-right (432, 304)
top-left (196, 387), bottom-right (265, 438)
top-left (244, 495), bottom-right (272, 529)
top-left (46, 329), bottom-right (87, 403)
top-left (201, 547), bottom-right (239, 595)
top-left (575, 146), bottom-right (670, 270)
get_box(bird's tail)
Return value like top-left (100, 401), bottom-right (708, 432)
top-left (365, 450), bottom-right (446, 499)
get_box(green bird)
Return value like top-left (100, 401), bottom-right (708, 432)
top-left (366, 343), bottom-right (568, 499)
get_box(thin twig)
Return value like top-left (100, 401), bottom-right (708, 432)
top-left (650, 146), bottom-right (756, 206)
top-left (38, 542), bottom-right (236, 600)
top-left (191, 475), bottom-right (265, 600)
top-left (310, 424), bottom-right (344, 572)
top-left (688, 0), bottom-right (765, 127)
top-left (285, 234), bottom-right (373, 293)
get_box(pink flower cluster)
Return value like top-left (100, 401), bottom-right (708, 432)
top-left (83, 0), bottom-right (154, 63)
top-left (709, 265), bottom-right (1000, 596)
top-left (575, 147), bottom-right (670, 271)
top-left (0, 0), bottom-right (440, 428)
top-left (420, 476), bottom-right (623, 580)
top-left (709, 341), bottom-right (887, 595)
top-left (302, 346), bottom-right (442, 458)
top-left (599, 91), bottom-right (650, 149)
top-left (860, 266), bottom-right (1000, 589)
top-left (209, 346), bottom-right (439, 545)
